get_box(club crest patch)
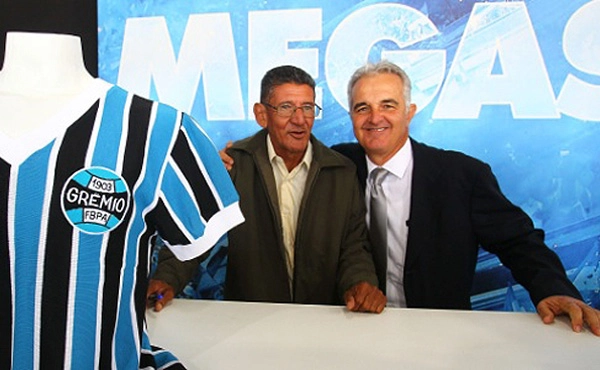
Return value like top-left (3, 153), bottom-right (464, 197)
top-left (61, 167), bottom-right (131, 234)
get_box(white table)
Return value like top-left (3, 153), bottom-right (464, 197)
top-left (146, 299), bottom-right (599, 370)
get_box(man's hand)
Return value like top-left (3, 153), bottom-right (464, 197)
top-left (344, 281), bottom-right (387, 313)
top-left (146, 279), bottom-right (176, 312)
top-left (537, 295), bottom-right (600, 336)
top-left (220, 141), bottom-right (234, 171)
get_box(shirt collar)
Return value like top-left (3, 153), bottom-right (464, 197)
top-left (366, 139), bottom-right (413, 180)
top-left (266, 134), bottom-right (313, 171)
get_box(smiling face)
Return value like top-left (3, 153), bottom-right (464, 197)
top-left (350, 73), bottom-right (416, 166)
top-left (254, 82), bottom-right (315, 171)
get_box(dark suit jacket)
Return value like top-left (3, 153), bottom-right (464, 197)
top-left (332, 139), bottom-right (581, 309)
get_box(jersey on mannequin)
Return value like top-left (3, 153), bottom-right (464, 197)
top-left (0, 31), bottom-right (244, 369)
top-left (0, 32), bottom-right (95, 138)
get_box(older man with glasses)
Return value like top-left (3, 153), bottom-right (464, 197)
top-left (148, 65), bottom-right (386, 313)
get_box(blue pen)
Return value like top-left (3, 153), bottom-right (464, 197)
top-left (148, 292), bottom-right (164, 303)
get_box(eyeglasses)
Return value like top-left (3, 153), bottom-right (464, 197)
top-left (263, 102), bottom-right (322, 118)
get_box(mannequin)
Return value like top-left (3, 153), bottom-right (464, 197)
top-left (0, 32), bottom-right (96, 138)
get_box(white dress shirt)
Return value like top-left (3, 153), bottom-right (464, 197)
top-left (267, 135), bottom-right (313, 295)
top-left (366, 140), bottom-right (413, 307)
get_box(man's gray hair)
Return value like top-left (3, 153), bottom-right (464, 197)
top-left (347, 60), bottom-right (412, 112)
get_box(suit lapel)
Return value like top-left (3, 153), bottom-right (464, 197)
top-left (405, 139), bottom-right (443, 270)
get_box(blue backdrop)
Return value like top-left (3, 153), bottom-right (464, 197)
top-left (98, 0), bottom-right (600, 310)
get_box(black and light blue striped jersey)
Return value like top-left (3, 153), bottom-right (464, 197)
top-left (0, 79), bottom-right (244, 369)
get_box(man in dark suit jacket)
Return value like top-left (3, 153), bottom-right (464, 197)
top-left (335, 60), bottom-right (600, 335)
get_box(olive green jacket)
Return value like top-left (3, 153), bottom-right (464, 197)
top-left (224, 129), bottom-right (378, 304)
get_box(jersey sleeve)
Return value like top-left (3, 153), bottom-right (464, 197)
top-left (152, 113), bottom-right (244, 261)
